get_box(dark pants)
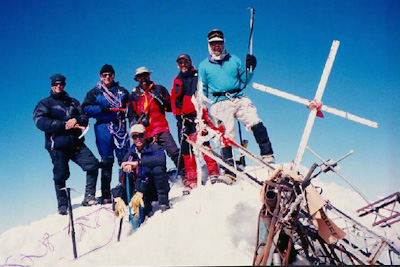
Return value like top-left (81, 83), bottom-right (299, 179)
top-left (151, 165), bottom-right (170, 205)
top-left (94, 122), bottom-right (130, 165)
top-left (95, 122), bottom-right (130, 199)
top-left (48, 144), bottom-right (99, 208)
top-left (252, 122), bottom-right (274, 157)
top-left (177, 116), bottom-right (195, 156)
top-left (155, 131), bottom-right (184, 176)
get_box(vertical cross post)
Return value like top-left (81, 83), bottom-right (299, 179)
top-left (253, 40), bottom-right (379, 172)
top-left (292, 40), bottom-right (340, 171)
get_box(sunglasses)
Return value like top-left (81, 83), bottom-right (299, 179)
top-left (102, 73), bottom-right (114, 78)
top-left (209, 41), bottom-right (224, 45)
top-left (177, 60), bottom-right (190, 65)
top-left (131, 133), bottom-right (145, 139)
top-left (52, 82), bottom-right (65, 87)
top-left (136, 73), bottom-right (150, 79)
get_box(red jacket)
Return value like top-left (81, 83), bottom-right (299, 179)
top-left (170, 67), bottom-right (197, 116)
top-left (127, 82), bottom-right (172, 138)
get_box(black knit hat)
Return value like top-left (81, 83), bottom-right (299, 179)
top-left (99, 64), bottom-right (115, 74)
top-left (50, 73), bottom-right (66, 85)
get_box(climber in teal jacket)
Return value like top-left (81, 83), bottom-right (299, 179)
top-left (198, 29), bottom-right (275, 183)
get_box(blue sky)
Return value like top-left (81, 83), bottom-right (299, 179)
top-left (0, 0), bottom-right (399, 233)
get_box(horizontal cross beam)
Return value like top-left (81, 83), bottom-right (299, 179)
top-left (252, 82), bottom-right (379, 128)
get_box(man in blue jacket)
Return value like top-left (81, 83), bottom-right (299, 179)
top-left (33, 73), bottom-right (99, 215)
top-left (82, 64), bottom-right (130, 204)
top-left (112, 124), bottom-right (170, 224)
top-left (198, 29), bottom-right (275, 183)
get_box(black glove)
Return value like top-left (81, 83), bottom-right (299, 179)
top-left (141, 115), bottom-right (150, 127)
top-left (117, 111), bottom-right (126, 120)
top-left (246, 54), bottom-right (257, 70)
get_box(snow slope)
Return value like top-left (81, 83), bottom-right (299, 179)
top-left (1, 167), bottom-right (399, 266)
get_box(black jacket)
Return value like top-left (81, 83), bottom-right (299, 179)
top-left (33, 90), bottom-right (88, 150)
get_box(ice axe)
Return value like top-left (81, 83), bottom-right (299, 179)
top-left (74, 124), bottom-right (89, 139)
top-left (61, 187), bottom-right (78, 259)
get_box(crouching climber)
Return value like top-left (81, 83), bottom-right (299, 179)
top-left (112, 124), bottom-right (170, 225)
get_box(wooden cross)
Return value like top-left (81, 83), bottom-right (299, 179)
top-left (253, 40), bottom-right (379, 172)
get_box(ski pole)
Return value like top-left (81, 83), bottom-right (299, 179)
top-left (247, 7), bottom-right (255, 72)
top-left (237, 121), bottom-right (246, 166)
top-left (117, 218), bottom-right (123, 242)
top-left (125, 171), bottom-right (137, 229)
top-left (175, 116), bottom-right (187, 180)
top-left (65, 188), bottom-right (78, 259)
top-left (117, 172), bottom-right (126, 241)
top-left (236, 7), bottom-right (255, 147)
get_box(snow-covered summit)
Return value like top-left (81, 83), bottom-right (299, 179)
top-left (1, 166), bottom-right (399, 266)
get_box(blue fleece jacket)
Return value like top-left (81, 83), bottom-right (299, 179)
top-left (198, 54), bottom-right (253, 103)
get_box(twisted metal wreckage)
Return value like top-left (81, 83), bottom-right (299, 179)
top-left (187, 40), bottom-right (400, 265)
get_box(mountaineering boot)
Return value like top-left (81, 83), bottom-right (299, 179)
top-left (158, 194), bottom-right (170, 213)
top-left (262, 155), bottom-right (275, 164)
top-left (82, 194), bottom-right (98, 206)
top-left (252, 122), bottom-right (274, 159)
top-left (58, 205), bottom-right (68, 215)
top-left (182, 154), bottom-right (198, 195)
top-left (160, 204), bottom-right (170, 213)
top-left (262, 155), bottom-right (276, 178)
top-left (54, 180), bottom-right (68, 215)
top-left (217, 175), bottom-right (235, 185)
top-left (205, 150), bottom-right (231, 185)
top-left (209, 175), bottom-right (219, 184)
top-left (219, 146), bottom-right (237, 185)
top-left (100, 158), bottom-right (114, 204)
top-left (82, 169), bottom-right (99, 206)
top-left (209, 175), bottom-right (233, 185)
top-left (152, 165), bottom-right (170, 208)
